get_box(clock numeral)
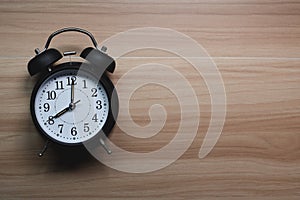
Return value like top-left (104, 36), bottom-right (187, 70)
top-left (55, 81), bottom-right (64, 90)
top-left (48, 116), bottom-right (54, 125)
top-left (82, 80), bottom-right (87, 89)
top-left (71, 127), bottom-right (77, 136)
top-left (91, 88), bottom-right (98, 97)
top-left (96, 100), bottom-right (102, 110)
top-left (58, 124), bottom-right (63, 133)
top-left (92, 114), bottom-right (98, 122)
top-left (46, 91), bottom-right (56, 100)
top-left (43, 103), bottom-right (50, 112)
top-left (67, 76), bottom-right (77, 86)
top-left (84, 123), bottom-right (90, 132)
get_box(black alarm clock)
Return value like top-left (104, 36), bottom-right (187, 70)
top-left (27, 27), bottom-right (118, 156)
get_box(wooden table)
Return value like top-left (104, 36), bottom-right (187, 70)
top-left (0, 1), bottom-right (299, 199)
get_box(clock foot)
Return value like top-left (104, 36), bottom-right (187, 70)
top-left (38, 140), bottom-right (50, 157)
top-left (100, 138), bottom-right (112, 154)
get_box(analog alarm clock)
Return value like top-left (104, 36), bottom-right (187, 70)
top-left (27, 27), bottom-right (118, 156)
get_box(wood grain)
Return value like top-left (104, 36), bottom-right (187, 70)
top-left (0, 1), bottom-right (299, 199)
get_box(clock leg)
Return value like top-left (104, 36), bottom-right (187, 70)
top-left (100, 138), bottom-right (112, 154)
top-left (38, 139), bottom-right (50, 157)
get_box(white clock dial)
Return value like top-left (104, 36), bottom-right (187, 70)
top-left (33, 69), bottom-right (109, 144)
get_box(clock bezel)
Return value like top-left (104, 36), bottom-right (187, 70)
top-left (30, 62), bottom-right (118, 146)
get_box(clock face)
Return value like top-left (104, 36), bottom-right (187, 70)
top-left (32, 67), bottom-right (110, 145)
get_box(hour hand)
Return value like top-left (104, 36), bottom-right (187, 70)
top-left (49, 100), bottom-right (80, 121)
top-left (53, 107), bottom-right (70, 119)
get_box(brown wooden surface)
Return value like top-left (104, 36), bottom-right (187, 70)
top-left (0, 1), bottom-right (299, 199)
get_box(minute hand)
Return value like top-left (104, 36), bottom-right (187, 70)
top-left (71, 80), bottom-right (75, 104)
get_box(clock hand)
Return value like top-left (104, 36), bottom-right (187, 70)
top-left (52, 107), bottom-right (70, 119)
top-left (50, 100), bottom-right (81, 120)
top-left (71, 79), bottom-right (75, 104)
top-left (69, 99), bottom-right (80, 111)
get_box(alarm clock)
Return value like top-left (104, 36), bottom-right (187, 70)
top-left (27, 27), bottom-right (118, 156)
